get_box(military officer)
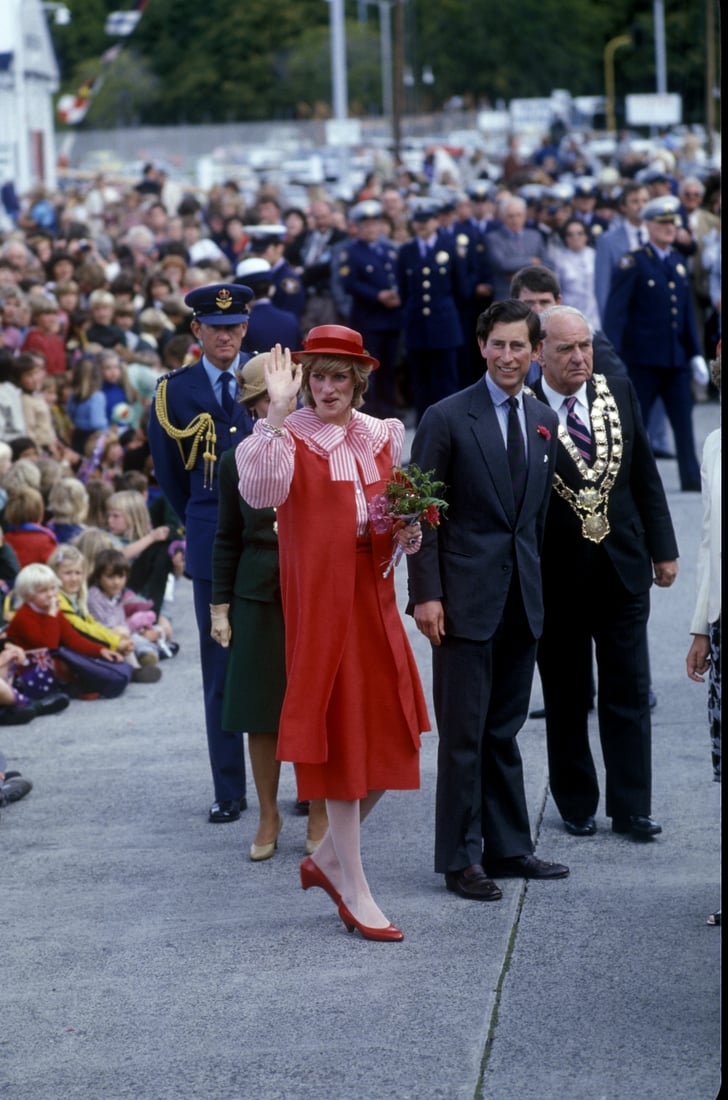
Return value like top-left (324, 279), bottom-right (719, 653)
top-left (148, 282), bottom-right (254, 823)
top-left (602, 194), bottom-right (704, 492)
top-left (235, 257), bottom-right (302, 354)
top-left (570, 178), bottom-right (610, 246)
top-left (243, 224), bottom-right (306, 320)
top-left (340, 199), bottom-right (403, 417)
top-left (453, 181), bottom-right (499, 385)
top-left (397, 201), bottom-right (469, 421)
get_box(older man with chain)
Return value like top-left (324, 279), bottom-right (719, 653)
top-left (532, 305), bottom-right (679, 841)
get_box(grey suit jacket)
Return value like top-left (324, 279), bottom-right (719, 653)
top-left (406, 378), bottom-right (559, 641)
top-left (482, 227), bottom-right (552, 301)
top-left (594, 224), bottom-right (632, 320)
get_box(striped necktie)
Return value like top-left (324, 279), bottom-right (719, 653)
top-left (565, 396), bottom-right (592, 463)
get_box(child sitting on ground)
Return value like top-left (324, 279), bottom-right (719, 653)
top-left (5, 563), bottom-right (132, 698)
top-left (105, 490), bottom-right (179, 653)
top-left (48, 544), bottom-right (160, 684)
top-left (87, 548), bottom-right (167, 671)
top-left (46, 477), bottom-right (89, 544)
top-left (3, 486), bottom-right (58, 567)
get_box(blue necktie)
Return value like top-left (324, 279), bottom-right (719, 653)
top-left (219, 373), bottom-right (234, 417)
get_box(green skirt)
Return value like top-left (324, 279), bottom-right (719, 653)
top-left (221, 594), bottom-right (286, 733)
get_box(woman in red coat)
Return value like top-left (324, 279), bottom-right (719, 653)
top-left (237, 327), bottom-right (429, 941)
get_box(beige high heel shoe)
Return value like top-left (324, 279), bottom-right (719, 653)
top-left (250, 816), bottom-right (283, 862)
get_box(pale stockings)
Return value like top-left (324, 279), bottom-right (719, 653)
top-left (311, 791), bottom-right (388, 928)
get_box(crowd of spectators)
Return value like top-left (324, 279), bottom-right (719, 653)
top-left (0, 126), bottom-right (721, 737)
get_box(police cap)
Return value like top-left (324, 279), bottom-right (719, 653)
top-left (409, 200), bottom-right (440, 222)
top-left (467, 180), bottom-right (497, 202)
top-left (235, 257), bottom-right (273, 285)
top-left (348, 200), bottom-right (383, 222)
top-left (184, 282), bottom-right (253, 325)
top-left (640, 195), bottom-right (681, 223)
top-left (243, 224), bottom-right (287, 253)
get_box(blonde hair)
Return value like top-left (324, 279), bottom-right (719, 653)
top-left (4, 485), bottom-right (45, 526)
top-left (15, 562), bottom-right (59, 602)
top-left (48, 477), bottom-right (89, 524)
top-left (1, 458), bottom-right (42, 494)
top-left (72, 526), bottom-right (116, 575)
top-left (70, 355), bottom-right (102, 403)
top-left (88, 289), bottom-right (115, 310)
top-left (300, 355), bottom-right (372, 410)
top-left (106, 490), bottom-right (151, 541)
top-left (85, 480), bottom-right (113, 527)
top-left (48, 543), bottom-right (89, 611)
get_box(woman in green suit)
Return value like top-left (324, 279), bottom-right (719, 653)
top-left (211, 353), bottom-right (327, 860)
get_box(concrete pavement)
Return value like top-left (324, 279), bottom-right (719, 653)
top-left (1, 399), bottom-right (720, 1100)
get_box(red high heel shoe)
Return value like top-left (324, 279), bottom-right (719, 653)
top-left (337, 900), bottom-right (404, 942)
top-left (300, 856), bottom-right (342, 907)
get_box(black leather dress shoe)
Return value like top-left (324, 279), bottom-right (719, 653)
top-left (445, 864), bottom-right (503, 901)
top-left (208, 798), bottom-right (247, 823)
top-left (612, 815), bottom-right (662, 839)
top-left (563, 816), bottom-right (597, 836)
top-left (485, 854), bottom-right (570, 879)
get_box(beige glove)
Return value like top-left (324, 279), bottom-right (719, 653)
top-left (210, 603), bottom-right (232, 647)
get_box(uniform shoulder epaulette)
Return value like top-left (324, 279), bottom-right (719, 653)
top-left (156, 363), bottom-right (192, 386)
top-left (618, 252), bottom-right (636, 269)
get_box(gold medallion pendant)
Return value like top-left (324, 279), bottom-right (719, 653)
top-left (582, 512), bottom-right (610, 543)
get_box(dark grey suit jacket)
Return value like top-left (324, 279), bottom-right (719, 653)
top-left (406, 378), bottom-right (559, 641)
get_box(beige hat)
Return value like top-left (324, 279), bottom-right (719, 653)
top-left (237, 352), bottom-right (269, 405)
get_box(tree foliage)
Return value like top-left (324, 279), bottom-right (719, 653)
top-left (49, 0), bottom-right (717, 128)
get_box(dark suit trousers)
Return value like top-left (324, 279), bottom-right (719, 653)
top-left (538, 549), bottom-right (652, 821)
top-left (193, 578), bottom-right (246, 803)
top-left (432, 579), bottom-right (536, 873)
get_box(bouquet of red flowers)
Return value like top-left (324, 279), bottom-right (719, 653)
top-left (368, 464), bottom-right (448, 577)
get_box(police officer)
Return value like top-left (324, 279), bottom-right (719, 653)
top-left (602, 195), bottom-right (705, 492)
top-left (235, 257), bottom-right (302, 355)
top-left (453, 181), bottom-right (500, 385)
top-left (340, 199), bottom-right (403, 417)
top-left (148, 282), bottom-right (254, 822)
top-left (571, 178), bottom-right (610, 246)
top-left (397, 200), bottom-right (468, 421)
top-left (243, 224), bottom-right (306, 320)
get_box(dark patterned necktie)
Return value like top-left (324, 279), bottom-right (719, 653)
top-left (565, 396), bottom-right (592, 463)
top-left (506, 396), bottom-right (527, 510)
top-left (220, 373), bottom-right (234, 417)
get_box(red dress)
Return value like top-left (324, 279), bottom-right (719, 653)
top-left (238, 409), bottom-right (430, 801)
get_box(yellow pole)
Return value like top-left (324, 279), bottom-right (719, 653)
top-left (604, 34), bottom-right (632, 133)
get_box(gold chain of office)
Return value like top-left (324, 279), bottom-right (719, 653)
top-left (546, 375), bottom-right (623, 544)
top-left (154, 377), bottom-right (219, 490)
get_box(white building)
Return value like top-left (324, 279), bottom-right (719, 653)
top-left (0, 0), bottom-right (60, 206)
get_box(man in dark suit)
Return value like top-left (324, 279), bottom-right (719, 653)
top-left (148, 282), bottom-right (254, 823)
top-left (533, 305), bottom-right (679, 840)
top-left (407, 299), bottom-right (568, 901)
